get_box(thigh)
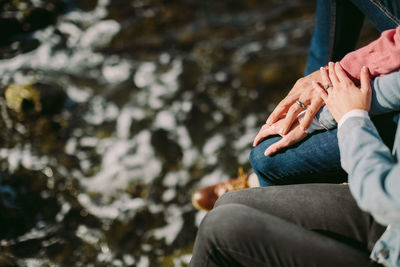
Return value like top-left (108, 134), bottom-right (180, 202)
top-left (191, 203), bottom-right (381, 267)
top-left (249, 129), bottom-right (347, 186)
top-left (352, 0), bottom-right (400, 31)
top-left (215, 184), bottom-right (386, 252)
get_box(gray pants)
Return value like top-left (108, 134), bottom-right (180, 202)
top-left (190, 184), bottom-right (386, 267)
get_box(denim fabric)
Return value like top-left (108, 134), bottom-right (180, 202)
top-left (249, 130), bottom-right (346, 187)
top-left (305, 0), bottom-right (400, 75)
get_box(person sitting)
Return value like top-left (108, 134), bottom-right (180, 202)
top-left (192, 5), bottom-right (400, 211)
top-left (190, 62), bottom-right (400, 267)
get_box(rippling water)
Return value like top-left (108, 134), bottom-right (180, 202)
top-left (0, 0), bottom-right (320, 266)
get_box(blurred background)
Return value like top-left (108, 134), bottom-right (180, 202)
top-left (0, 0), bottom-right (378, 266)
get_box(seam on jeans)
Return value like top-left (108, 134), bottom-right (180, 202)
top-left (368, 0), bottom-right (400, 25)
top-left (215, 246), bottom-right (272, 266)
top-left (327, 0), bottom-right (337, 62)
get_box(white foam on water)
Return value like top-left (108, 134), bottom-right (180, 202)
top-left (116, 107), bottom-right (134, 139)
top-left (80, 20), bottom-right (121, 49)
top-left (162, 188), bottom-right (176, 202)
top-left (0, 145), bottom-right (48, 172)
top-left (84, 96), bottom-right (119, 125)
top-left (152, 205), bottom-right (183, 245)
top-left (76, 224), bottom-right (104, 245)
top-left (77, 193), bottom-right (146, 220)
top-left (65, 138), bottom-right (77, 155)
top-left (66, 85), bottom-right (93, 103)
top-left (134, 62), bottom-right (157, 88)
top-left (197, 169), bottom-right (229, 187)
top-left (123, 254), bottom-right (136, 266)
top-left (202, 134), bottom-right (225, 165)
top-left (56, 202), bottom-right (71, 222)
top-left (203, 134), bottom-right (225, 155)
top-left (58, 22), bottom-right (82, 47)
top-left (80, 137), bottom-right (99, 147)
top-left (267, 32), bottom-right (288, 50)
top-left (153, 110), bottom-right (176, 131)
top-left (233, 131), bottom-right (256, 151)
top-left (234, 42), bottom-right (262, 64)
top-left (136, 256), bottom-right (150, 267)
top-left (134, 59), bottom-right (182, 109)
top-left (163, 170), bottom-right (190, 187)
top-left (81, 130), bottom-right (161, 197)
top-left (102, 57), bottom-right (132, 84)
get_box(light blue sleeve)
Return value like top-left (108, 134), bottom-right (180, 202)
top-left (338, 117), bottom-right (400, 226)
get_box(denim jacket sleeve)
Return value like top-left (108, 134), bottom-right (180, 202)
top-left (338, 117), bottom-right (400, 226)
top-left (314, 70), bottom-right (400, 131)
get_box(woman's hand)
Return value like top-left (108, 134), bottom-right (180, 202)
top-left (265, 68), bottom-right (325, 134)
top-left (312, 62), bottom-right (372, 123)
top-left (253, 118), bottom-right (307, 156)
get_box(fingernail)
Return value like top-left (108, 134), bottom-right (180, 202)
top-left (279, 128), bottom-right (283, 134)
top-left (312, 80), bottom-right (317, 86)
top-left (270, 125), bottom-right (275, 129)
top-left (362, 66), bottom-right (367, 72)
top-left (320, 66), bottom-right (323, 71)
top-left (266, 119), bottom-right (271, 125)
top-left (264, 149), bottom-right (270, 156)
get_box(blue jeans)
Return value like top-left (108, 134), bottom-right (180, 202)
top-left (251, 0), bottom-right (400, 186)
top-left (305, 0), bottom-right (400, 75)
top-left (250, 129), bottom-right (347, 187)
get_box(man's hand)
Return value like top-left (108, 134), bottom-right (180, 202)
top-left (253, 118), bottom-right (307, 157)
top-left (266, 68), bottom-right (325, 134)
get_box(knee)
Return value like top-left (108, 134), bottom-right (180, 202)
top-left (197, 204), bottom-right (245, 244)
top-left (249, 136), bottom-right (280, 175)
top-left (249, 145), bottom-right (265, 174)
top-left (249, 135), bottom-right (289, 186)
top-left (214, 190), bottom-right (241, 208)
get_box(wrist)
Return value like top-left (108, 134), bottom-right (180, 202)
top-left (338, 109), bottom-right (370, 128)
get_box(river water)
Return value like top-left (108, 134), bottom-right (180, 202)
top-left (0, 0), bottom-right (346, 266)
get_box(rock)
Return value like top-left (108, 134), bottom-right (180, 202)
top-left (5, 83), bottom-right (42, 114)
top-left (5, 81), bottom-right (68, 116)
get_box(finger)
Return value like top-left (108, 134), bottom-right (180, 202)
top-left (328, 61), bottom-right (340, 86)
top-left (319, 66), bottom-right (331, 87)
top-left (264, 138), bottom-right (289, 156)
top-left (266, 94), bottom-right (297, 125)
top-left (299, 97), bottom-right (324, 131)
top-left (334, 62), bottom-right (352, 84)
top-left (360, 66), bottom-right (371, 94)
top-left (264, 129), bottom-right (307, 156)
top-left (280, 102), bottom-right (304, 135)
top-left (312, 81), bottom-right (328, 100)
top-left (253, 126), bottom-right (274, 147)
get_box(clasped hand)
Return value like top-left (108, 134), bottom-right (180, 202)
top-left (254, 61), bottom-right (371, 156)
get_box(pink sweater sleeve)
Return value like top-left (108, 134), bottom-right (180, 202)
top-left (340, 26), bottom-right (400, 83)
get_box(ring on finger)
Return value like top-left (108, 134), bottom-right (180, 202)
top-left (323, 83), bottom-right (333, 91)
top-left (295, 100), bottom-right (308, 110)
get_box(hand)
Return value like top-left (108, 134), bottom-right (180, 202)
top-left (312, 62), bottom-right (372, 123)
top-left (253, 118), bottom-right (307, 157)
top-left (266, 68), bottom-right (325, 134)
